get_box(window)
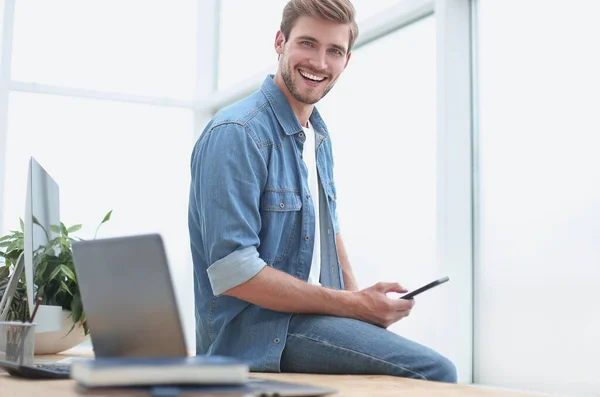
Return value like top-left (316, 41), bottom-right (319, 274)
top-left (2, 93), bottom-right (195, 346)
top-left (217, 0), bottom-right (287, 90)
top-left (11, 0), bottom-right (197, 99)
top-left (217, 0), bottom-right (405, 90)
top-left (317, 16), bottom-right (437, 342)
top-left (351, 0), bottom-right (404, 21)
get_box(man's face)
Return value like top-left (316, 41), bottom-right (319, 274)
top-left (275, 15), bottom-right (351, 105)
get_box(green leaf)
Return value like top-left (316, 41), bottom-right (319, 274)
top-left (5, 249), bottom-right (22, 262)
top-left (36, 260), bottom-right (48, 280)
top-left (60, 222), bottom-right (68, 236)
top-left (59, 264), bottom-right (76, 282)
top-left (40, 246), bottom-right (53, 258)
top-left (67, 224), bottom-right (82, 233)
top-left (0, 241), bottom-right (12, 248)
top-left (101, 210), bottom-right (113, 224)
top-left (20, 218), bottom-right (24, 232)
top-left (59, 280), bottom-right (73, 296)
top-left (50, 225), bottom-right (61, 234)
top-left (71, 292), bottom-right (83, 324)
top-left (6, 240), bottom-right (19, 253)
top-left (94, 210), bottom-right (113, 239)
top-left (47, 264), bottom-right (63, 281)
top-left (0, 235), bottom-right (12, 242)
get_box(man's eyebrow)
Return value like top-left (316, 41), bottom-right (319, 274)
top-left (296, 35), bottom-right (347, 54)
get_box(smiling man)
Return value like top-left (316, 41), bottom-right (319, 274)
top-left (188, 0), bottom-right (456, 382)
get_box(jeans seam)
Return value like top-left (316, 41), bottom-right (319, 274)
top-left (287, 332), bottom-right (428, 381)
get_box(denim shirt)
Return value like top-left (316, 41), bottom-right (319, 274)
top-left (188, 75), bottom-right (344, 371)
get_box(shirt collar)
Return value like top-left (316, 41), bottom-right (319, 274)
top-left (260, 75), bottom-right (329, 137)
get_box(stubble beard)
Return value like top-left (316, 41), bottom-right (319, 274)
top-left (280, 57), bottom-right (336, 105)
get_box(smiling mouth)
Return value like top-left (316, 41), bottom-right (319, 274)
top-left (298, 69), bottom-right (327, 83)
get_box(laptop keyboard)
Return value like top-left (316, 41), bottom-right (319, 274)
top-left (35, 364), bottom-right (71, 373)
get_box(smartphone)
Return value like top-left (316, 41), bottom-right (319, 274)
top-left (399, 276), bottom-right (449, 300)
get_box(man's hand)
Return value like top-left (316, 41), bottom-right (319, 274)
top-left (224, 267), bottom-right (413, 328)
top-left (349, 282), bottom-right (415, 328)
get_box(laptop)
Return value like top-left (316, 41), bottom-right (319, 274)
top-left (0, 234), bottom-right (335, 396)
top-left (73, 234), bottom-right (188, 359)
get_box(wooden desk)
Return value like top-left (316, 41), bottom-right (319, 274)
top-left (0, 350), bottom-right (548, 397)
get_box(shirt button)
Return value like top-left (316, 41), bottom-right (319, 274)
top-left (274, 338), bottom-right (280, 344)
top-left (305, 236), bottom-right (310, 241)
top-left (299, 132), bottom-right (304, 138)
top-left (279, 202), bottom-right (285, 209)
top-left (306, 194), bottom-right (311, 199)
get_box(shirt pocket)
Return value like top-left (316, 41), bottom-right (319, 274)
top-left (260, 190), bottom-right (302, 212)
top-left (259, 190), bottom-right (303, 263)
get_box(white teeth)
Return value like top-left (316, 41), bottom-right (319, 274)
top-left (299, 69), bottom-right (325, 82)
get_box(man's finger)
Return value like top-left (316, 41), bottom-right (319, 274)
top-left (376, 282), bottom-right (408, 293)
top-left (390, 297), bottom-right (415, 311)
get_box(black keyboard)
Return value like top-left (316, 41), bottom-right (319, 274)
top-left (35, 364), bottom-right (71, 373)
top-left (0, 360), bottom-right (71, 379)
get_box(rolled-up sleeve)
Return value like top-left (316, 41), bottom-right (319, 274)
top-left (207, 246), bottom-right (265, 296)
top-left (190, 122), bottom-right (267, 296)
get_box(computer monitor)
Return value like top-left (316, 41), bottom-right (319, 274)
top-left (1, 158), bottom-right (62, 330)
top-left (24, 158), bottom-right (62, 331)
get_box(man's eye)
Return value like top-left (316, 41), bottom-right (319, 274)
top-left (301, 41), bottom-right (314, 47)
top-left (329, 49), bottom-right (342, 55)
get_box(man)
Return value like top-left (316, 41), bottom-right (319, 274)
top-left (188, 0), bottom-right (456, 383)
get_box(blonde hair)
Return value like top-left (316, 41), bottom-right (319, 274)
top-left (280, 0), bottom-right (359, 53)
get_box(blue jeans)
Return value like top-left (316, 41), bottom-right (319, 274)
top-left (280, 314), bottom-right (457, 383)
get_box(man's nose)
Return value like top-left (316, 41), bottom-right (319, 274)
top-left (307, 51), bottom-right (327, 72)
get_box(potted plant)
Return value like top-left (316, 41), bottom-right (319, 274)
top-left (0, 210), bottom-right (112, 351)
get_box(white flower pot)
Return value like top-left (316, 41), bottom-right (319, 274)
top-left (34, 310), bottom-right (89, 355)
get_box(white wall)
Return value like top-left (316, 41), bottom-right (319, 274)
top-left (474, 1), bottom-right (600, 396)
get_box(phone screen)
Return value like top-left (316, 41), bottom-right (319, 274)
top-left (399, 276), bottom-right (449, 300)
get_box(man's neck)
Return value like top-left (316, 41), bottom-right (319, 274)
top-left (274, 74), bottom-right (314, 128)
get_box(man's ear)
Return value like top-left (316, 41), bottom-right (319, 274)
top-left (274, 30), bottom-right (285, 56)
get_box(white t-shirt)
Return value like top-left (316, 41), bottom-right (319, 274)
top-left (302, 121), bottom-right (321, 286)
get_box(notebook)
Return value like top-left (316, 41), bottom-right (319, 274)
top-left (70, 356), bottom-right (248, 387)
